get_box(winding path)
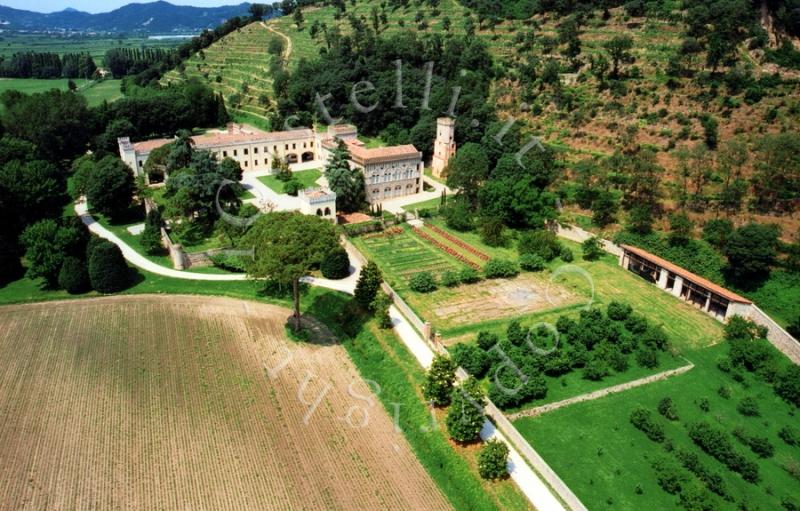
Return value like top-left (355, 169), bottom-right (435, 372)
top-left (262, 22), bottom-right (293, 63)
top-left (75, 199), bottom-right (570, 511)
top-left (75, 200), bottom-right (248, 282)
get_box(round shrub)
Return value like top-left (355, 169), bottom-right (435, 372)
top-left (478, 440), bottom-right (509, 480)
top-left (476, 331), bottom-right (499, 351)
top-left (321, 246), bottom-right (351, 279)
top-left (88, 240), bottom-right (130, 293)
top-left (560, 246), bottom-right (574, 262)
top-left (57, 256), bottom-right (90, 294)
top-left (451, 343), bottom-right (490, 378)
top-left (409, 271), bottom-right (438, 293)
top-left (483, 259), bottom-right (519, 279)
top-left (458, 267), bottom-right (481, 284)
top-left (440, 270), bottom-right (462, 288)
top-left (519, 253), bottom-right (546, 272)
top-left (518, 230), bottom-right (561, 261)
top-left (636, 347), bottom-right (659, 369)
top-left (657, 397), bottom-right (679, 421)
top-left (737, 396), bottom-right (760, 417)
top-left (607, 300), bottom-right (633, 321)
top-left (283, 178), bottom-right (302, 196)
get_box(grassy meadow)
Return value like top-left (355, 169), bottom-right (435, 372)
top-left (0, 33), bottom-right (183, 60)
top-left (515, 344), bottom-right (800, 511)
top-left (0, 78), bottom-right (122, 107)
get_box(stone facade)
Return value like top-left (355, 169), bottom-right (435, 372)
top-left (319, 125), bottom-right (423, 204)
top-left (298, 188), bottom-right (337, 223)
top-left (431, 117), bottom-right (456, 179)
top-left (119, 124), bottom-right (318, 177)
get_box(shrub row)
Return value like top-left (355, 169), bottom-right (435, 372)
top-left (630, 407), bottom-right (666, 442)
top-left (688, 422), bottom-right (760, 483)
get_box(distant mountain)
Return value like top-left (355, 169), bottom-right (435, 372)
top-left (0, 1), bottom-right (255, 33)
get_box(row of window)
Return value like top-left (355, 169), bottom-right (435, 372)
top-left (370, 183), bottom-right (417, 194)
top-left (219, 141), bottom-right (312, 158)
top-left (368, 172), bottom-right (419, 184)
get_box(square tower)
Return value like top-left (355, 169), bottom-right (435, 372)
top-left (431, 117), bottom-right (456, 179)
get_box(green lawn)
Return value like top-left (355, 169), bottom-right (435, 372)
top-left (0, 78), bottom-right (122, 107)
top-left (514, 343), bottom-right (800, 511)
top-left (402, 196), bottom-right (445, 212)
top-left (258, 168), bottom-right (322, 194)
top-left (0, 33), bottom-right (181, 60)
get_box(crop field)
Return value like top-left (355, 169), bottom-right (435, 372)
top-left (0, 295), bottom-right (449, 510)
top-left (0, 34), bottom-right (182, 60)
top-left (0, 78), bottom-right (122, 106)
top-left (351, 225), bottom-right (465, 288)
top-left (514, 344), bottom-right (800, 511)
top-left (162, 23), bottom-right (279, 126)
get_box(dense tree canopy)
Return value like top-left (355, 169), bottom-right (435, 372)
top-left (240, 212), bottom-right (340, 329)
top-left (324, 140), bottom-right (366, 213)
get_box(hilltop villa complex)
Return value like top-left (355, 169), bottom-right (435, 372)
top-left (118, 121), bottom-right (443, 205)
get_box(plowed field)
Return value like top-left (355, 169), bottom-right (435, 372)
top-left (0, 295), bottom-right (449, 510)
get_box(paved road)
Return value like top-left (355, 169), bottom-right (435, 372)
top-left (75, 199), bottom-right (361, 293)
top-left (76, 200), bottom-right (249, 282)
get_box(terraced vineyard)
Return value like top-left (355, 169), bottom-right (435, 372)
top-left (162, 23), bottom-right (281, 127)
top-left (0, 295), bottom-right (450, 510)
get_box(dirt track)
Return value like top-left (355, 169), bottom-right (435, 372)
top-left (0, 295), bottom-right (449, 510)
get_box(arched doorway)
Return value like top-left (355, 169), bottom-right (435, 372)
top-left (286, 153), bottom-right (299, 164)
top-left (316, 208), bottom-right (323, 216)
top-left (301, 151), bottom-right (315, 162)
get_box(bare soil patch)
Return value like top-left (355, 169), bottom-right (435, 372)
top-left (431, 273), bottom-right (580, 326)
top-left (0, 295), bottom-right (449, 510)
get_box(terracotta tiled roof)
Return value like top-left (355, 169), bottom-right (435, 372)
top-left (345, 140), bottom-right (421, 165)
top-left (132, 138), bottom-right (171, 153)
top-left (620, 244), bottom-right (752, 304)
top-left (131, 129), bottom-right (315, 155)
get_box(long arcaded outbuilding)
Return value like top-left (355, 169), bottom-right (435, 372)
top-left (619, 244), bottom-right (752, 321)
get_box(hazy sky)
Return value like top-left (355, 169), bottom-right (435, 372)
top-left (1, 1), bottom-right (241, 14)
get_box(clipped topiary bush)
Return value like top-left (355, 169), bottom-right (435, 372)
top-left (321, 246), bottom-right (351, 280)
top-left (476, 331), bottom-right (499, 351)
top-left (410, 271), bottom-right (438, 293)
top-left (459, 267), bottom-right (481, 284)
top-left (478, 440), bottom-right (510, 480)
top-left (57, 256), bottom-right (90, 294)
top-left (451, 343), bottom-right (490, 378)
top-left (484, 258), bottom-right (519, 279)
top-left (519, 253), bottom-right (546, 272)
top-left (440, 270), bottom-right (462, 288)
top-left (88, 240), bottom-right (130, 293)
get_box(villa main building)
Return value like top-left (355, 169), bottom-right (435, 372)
top-left (119, 123), bottom-right (425, 204)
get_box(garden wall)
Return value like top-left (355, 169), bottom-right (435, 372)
top-left (556, 216), bottom-right (800, 364)
top-left (550, 222), bottom-right (623, 257)
top-left (746, 305), bottom-right (800, 364)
